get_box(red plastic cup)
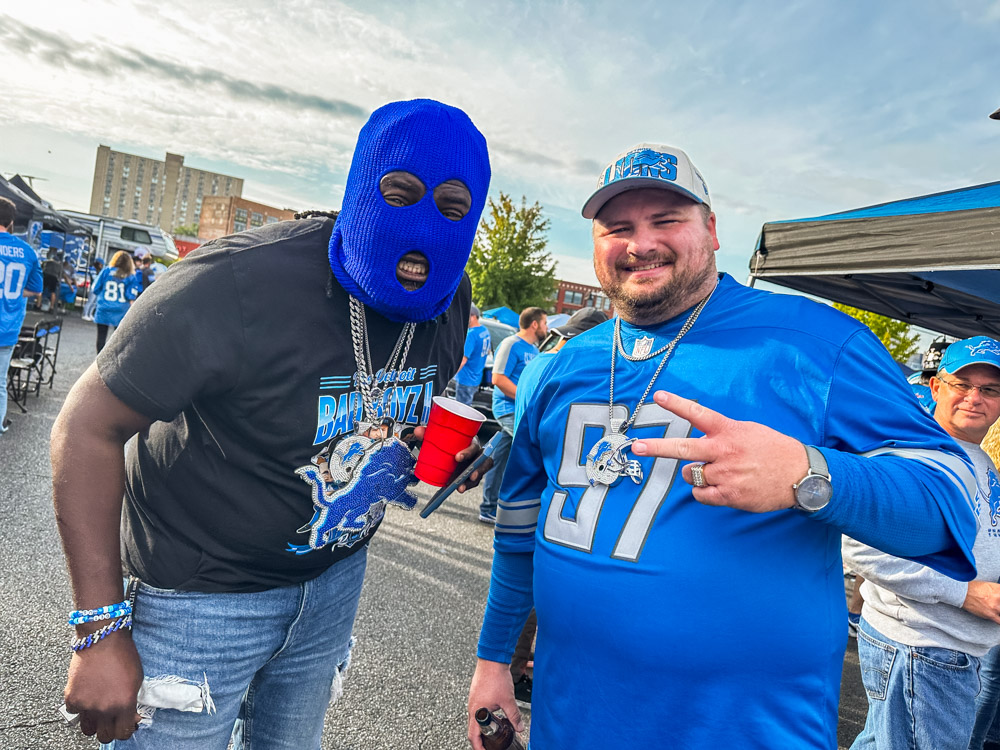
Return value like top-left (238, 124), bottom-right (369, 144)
top-left (414, 396), bottom-right (486, 486)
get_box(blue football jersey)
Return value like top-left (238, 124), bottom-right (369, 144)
top-left (479, 274), bottom-right (976, 750)
top-left (455, 324), bottom-right (492, 386)
top-left (0, 233), bottom-right (43, 347)
top-left (513, 351), bottom-right (555, 432)
top-left (912, 382), bottom-right (935, 415)
top-left (93, 268), bottom-right (139, 327)
top-left (491, 335), bottom-right (538, 418)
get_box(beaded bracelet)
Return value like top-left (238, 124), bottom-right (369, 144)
top-left (70, 614), bottom-right (133, 652)
top-left (67, 605), bottom-right (132, 626)
top-left (69, 602), bottom-right (131, 625)
top-left (68, 576), bottom-right (140, 626)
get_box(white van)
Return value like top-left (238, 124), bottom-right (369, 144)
top-left (60, 210), bottom-right (179, 264)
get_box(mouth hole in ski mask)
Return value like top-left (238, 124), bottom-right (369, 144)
top-left (379, 171), bottom-right (426, 207)
top-left (433, 179), bottom-right (472, 221)
top-left (396, 251), bottom-right (429, 291)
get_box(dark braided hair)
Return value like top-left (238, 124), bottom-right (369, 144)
top-left (294, 209), bottom-right (340, 221)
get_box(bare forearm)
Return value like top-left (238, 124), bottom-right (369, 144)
top-left (493, 374), bottom-right (516, 400)
top-left (52, 366), bottom-right (151, 614)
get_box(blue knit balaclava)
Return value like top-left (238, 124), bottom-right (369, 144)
top-left (329, 99), bottom-right (491, 322)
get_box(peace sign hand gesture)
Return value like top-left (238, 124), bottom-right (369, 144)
top-left (631, 391), bottom-right (811, 513)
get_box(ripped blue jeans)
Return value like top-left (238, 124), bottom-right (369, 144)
top-left (102, 545), bottom-right (368, 749)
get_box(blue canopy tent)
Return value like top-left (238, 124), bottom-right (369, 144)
top-left (748, 182), bottom-right (1000, 339)
top-left (482, 306), bottom-right (520, 328)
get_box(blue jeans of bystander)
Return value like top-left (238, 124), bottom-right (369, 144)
top-left (454, 383), bottom-right (478, 406)
top-left (480, 413), bottom-right (515, 516)
top-left (970, 643), bottom-right (1000, 749)
top-left (0, 344), bottom-right (14, 430)
top-left (101, 546), bottom-right (368, 750)
top-left (851, 616), bottom-right (981, 750)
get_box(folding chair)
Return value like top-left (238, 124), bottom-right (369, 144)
top-left (6, 320), bottom-right (49, 411)
top-left (40, 317), bottom-right (62, 389)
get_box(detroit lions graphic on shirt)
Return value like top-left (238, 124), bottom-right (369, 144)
top-left (288, 365), bottom-right (437, 554)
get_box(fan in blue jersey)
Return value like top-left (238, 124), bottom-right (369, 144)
top-left (467, 143), bottom-right (979, 750)
top-left (91, 250), bottom-right (139, 353)
top-left (479, 306), bottom-right (547, 523)
top-left (910, 339), bottom-right (949, 415)
top-left (454, 304), bottom-right (492, 406)
top-left (0, 197), bottom-right (44, 434)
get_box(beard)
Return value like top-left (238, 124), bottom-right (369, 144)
top-left (596, 240), bottom-right (717, 325)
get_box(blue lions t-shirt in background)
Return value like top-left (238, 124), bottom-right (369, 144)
top-left (0, 233), bottom-right (43, 347)
top-left (491, 335), bottom-right (537, 418)
top-left (92, 268), bottom-right (139, 327)
top-left (912, 382), bottom-right (935, 415)
top-left (455, 324), bottom-right (492, 386)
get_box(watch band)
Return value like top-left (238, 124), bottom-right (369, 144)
top-left (804, 445), bottom-right (830, 479)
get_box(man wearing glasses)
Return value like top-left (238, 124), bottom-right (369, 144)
top-left (845, 335), bottom-right (1000, 750)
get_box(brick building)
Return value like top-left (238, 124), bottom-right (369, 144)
top-left (197, 196), bottom-right (297, 241)
top-left (554, 279), bottom-right (615, 316)
top-left (89, 146), bottom-right (244, 232)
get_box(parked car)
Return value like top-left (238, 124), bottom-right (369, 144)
top-left (445, 317), bottom-right (517, 439)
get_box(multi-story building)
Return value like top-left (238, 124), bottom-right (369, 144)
top-left (197, 196), bottom-right (297, 241)
top-left (554, 279), bottom-right (615, 317)
top-left (88, 146), bottom-right (244, 233)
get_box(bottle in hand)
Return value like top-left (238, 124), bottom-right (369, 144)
top-left (475, 707), bottom-right (525, 750)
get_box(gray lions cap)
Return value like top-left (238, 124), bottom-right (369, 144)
top-left (581, 143), bottom-right (711, 219)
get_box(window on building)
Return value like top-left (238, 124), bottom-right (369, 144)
top-left (234, 207), bottom-right (248, 233)
top-left (564, 290), bottom-right (583, 306)
top-left (251, 212), bottom-right (263, 227)
top-left (266, 216), bottom-right (280, 224)
top-left (121, 227), bottom-right (153, 244)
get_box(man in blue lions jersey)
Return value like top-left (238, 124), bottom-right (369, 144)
top-left (0, 197), bottom-right (43, 434)
top-left (467, 143), bottom-right (979, 750)
top-left (478, 306), bottom-right (547, 523)
top-left (454, 304), bottom-right (492, 406)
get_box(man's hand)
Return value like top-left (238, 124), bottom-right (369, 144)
top-left (631, 391), bottom-right (810, 513)
top-left (962, 581), bottom-right (1000, 623)
top-left (467, 659), bottom-right (523, 749)
top-left (406, 426), bottom-right (492, 492)
top-left (64, 634), bottom-right (144, 743)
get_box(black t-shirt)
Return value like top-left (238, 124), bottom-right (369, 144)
top-left (98, 218), bottom-right (469, 592)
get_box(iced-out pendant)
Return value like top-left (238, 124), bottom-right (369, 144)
top-left (585, 432), bottom-right (644, 487)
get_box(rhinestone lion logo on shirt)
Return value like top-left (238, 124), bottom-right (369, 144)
top-left (287, 434), bottom-right (418, 555)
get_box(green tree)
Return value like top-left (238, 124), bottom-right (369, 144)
top-left (832, 303), bottom-right (920, 362)
top-left (466, 193), bottom-right (557, 312)
top-left (173, 223), bottom-right (199, 237)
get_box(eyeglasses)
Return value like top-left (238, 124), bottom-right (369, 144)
top-left (937, 376), bottom-right (1000, 400)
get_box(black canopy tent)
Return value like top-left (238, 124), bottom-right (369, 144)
top-left (747, 182), bottom-right (1000, 339)
top-left (0, 174), bottom-right (90, 236)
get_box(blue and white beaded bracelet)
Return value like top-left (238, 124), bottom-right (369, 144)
top-left (68, 576), bottom-right (140, 626)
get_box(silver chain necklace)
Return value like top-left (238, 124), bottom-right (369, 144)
top-left (348, 296), bottom-right (416, 431)
top-left (585, 288), bottom-right (714, 487)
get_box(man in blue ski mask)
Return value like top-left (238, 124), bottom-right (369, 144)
top-left (52, 99), bottom-right (490, 748)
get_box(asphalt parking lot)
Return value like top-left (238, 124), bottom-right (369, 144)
top-left (0, 313), bottom-right (868, 749)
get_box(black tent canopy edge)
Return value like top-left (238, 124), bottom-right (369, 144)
top-left (748, 182), bottom-right (1000, 340)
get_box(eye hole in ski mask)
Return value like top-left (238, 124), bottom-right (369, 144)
top-left (379, 171), bottom-right (426, 208)
top-left (433, 180), bottom-right (472, 222)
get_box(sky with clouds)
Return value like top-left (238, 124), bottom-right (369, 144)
top-left (1, 0), bottom-right (998, 286)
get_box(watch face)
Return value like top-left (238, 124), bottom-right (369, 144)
top-left (796, 475), bottom-right (833, 511)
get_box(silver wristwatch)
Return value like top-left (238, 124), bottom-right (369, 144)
top-left (792, 446), bottom-right (833, 513)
